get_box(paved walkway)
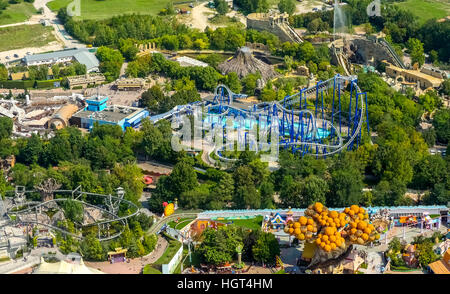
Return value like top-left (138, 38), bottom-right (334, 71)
top-left (0, 256), bottom-right (40, 274)
top-left (364, 251), bottom-right (384, 274)
top-left (85, 236), bottom-right (168, 274)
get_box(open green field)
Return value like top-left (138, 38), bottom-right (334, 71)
top-left (217, 215), bottom-right (263, 231)
top-left (0, 2), bottom-right (37, 26)
top-left (394, 0), bottom-right (450, 24)
top-left (47, 0), bottom-right (178, 20)
top-left (0, 24), bottom-right (57, 52)
top-left (154, 237), bottom-right (182, 265)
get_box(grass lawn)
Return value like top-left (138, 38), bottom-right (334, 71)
top-left (0, 24), bottom-right (57, 52)
top-left (142, 264), bottom-right (162, 274)
top-left (144, 235), bottom-right (182, 274)
top-left (394, 0), bottom-right (450, 24)
top-left (0, 2), bottom-right (37, 26)
top-left (47, 0), bottom-right (177, 20)
top-left (153, 236), bottom-right (182, 266)
top-left (167, 217), bottom-right (195, 230)
top-left (218, 215), bottom-right (263, 231)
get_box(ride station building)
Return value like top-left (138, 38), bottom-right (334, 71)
top-left (70, 95), bottom-right (149, 131)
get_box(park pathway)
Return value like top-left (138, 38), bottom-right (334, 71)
top-left (85, 236), bottom-right (168, 274)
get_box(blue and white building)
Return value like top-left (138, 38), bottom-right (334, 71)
top-left (70, 95), bottom-right (149, 131)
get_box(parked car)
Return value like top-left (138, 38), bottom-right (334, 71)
top-left (13, 54), bottom-right (19, 58)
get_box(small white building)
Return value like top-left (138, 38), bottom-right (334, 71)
top-left (24, 48), bottom-right (100, 73)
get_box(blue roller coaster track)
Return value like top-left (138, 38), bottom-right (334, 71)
top-left (164, 74), bottom-right (370, 162)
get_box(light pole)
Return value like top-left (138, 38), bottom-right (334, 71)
top-left (236, 244), bottom-right (243, 267)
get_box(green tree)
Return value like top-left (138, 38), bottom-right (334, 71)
top-left (278, 0), bottom-right (296, 15)
top-left (260, 181), bottom-right (275, 209)
top-left (17, 134), bottom-right (43, 165)
top-left (111, 163), bottom-right (144, 205)
top-left (421, 128), bottom-right (436, 147)
top-left (327, 163), bottom-right (364, 207)
top-left (0, 117), bottom-right (13, 140)
top-left (180, 184), bottom-right (210, 209)
top-left (418, 91), bottom-right (441, 113)
top-left (0, 63), bottom-right (7, 80)
top-left (260, 87), bottom-right (277, 102)
top-left (252, 232), bottom-right (280, 265)
top-left (300, 175), bottom-right (328, 207)
top-left (432, 109), bottom-right (450, 144)
top-left (417, 241), bottom-right (439, 268)
top-left (161, 35), bottom-right (180, 51)
top-left (81, 234), bottom-right (104, 261)
top-left (0, 170), bottom-right (12, 197)
top-left (140, 85), bottom-right (165, 113)
top-left (440, 79), bottom-right (450, 96)
top-left (140, 119), bottom-right (173, 161)
top-left (169, 156), bottom-right (198, 197)
top-left (411, 155), bottom-right (448, 190)
top-left (224, 72), bottom-right (242, 94)
top-left (96, 46), bottom-right (124, 81)
top-left (197, 226), bottom-right (243, 265)
top-left (119, 38), bottom-right (139, 61)
top-left (143, 234), bottom-right (158, 252)
top-left (215, 0), bottom-right (229, 15)
top-left (62, 199), bottom-right (84, 224)
top-left (242, 73), bottom-right (260, 95)
top-left (407, 38), bottom-right (425, 67)
top-left (388, 237), bottom-right (402, 253)
top-left (209, 172), bottom-right (234, 209)
top-left (423, 183), bottom-right (450, 205)
top-left (280, 174), bottom-right (328, 208)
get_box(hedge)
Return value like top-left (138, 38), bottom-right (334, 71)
top-left (0, 78), bottom-right (63, 89)
top-left (0, 80), bottom-right (34, 89)
top-left (36, 78), bottom-right (63, 88)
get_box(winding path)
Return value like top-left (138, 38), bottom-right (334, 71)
top-left (85, 236), bottom-right (169, 274)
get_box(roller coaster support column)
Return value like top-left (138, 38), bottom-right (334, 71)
top-left (348, 80), bottom-right (354, 140)
top-left (331, 76), bottom-right (336, 136)
top-left (315, 80), bottom-right (320, 118)
top-left (296, 89), bottom-right (303, 142)
top-left (338, 78), bottom-right (342, 134)
top-left (364, 92), bottom-right (370, 136)
top-left (348, 92), bottom-right (360, 151)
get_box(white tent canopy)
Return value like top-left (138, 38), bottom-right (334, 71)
top-left (34, 257), bottom-right (104, 274)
